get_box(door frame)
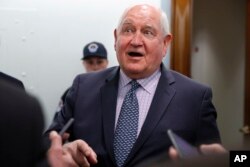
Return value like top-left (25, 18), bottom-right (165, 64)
top-left (170, 0), bottom-right (192, 77)
top-left (171, 0), bottom-right (250, 130)
top-left (245, 0), bottom-right (250, 127)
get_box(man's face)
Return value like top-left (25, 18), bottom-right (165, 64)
top-left (114, 5), bottom-right (172, 79)
top-left (83, 56), bottom-right (108, 72)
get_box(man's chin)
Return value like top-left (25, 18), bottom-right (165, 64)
top-left (123, 68), bottom-right (148, 79)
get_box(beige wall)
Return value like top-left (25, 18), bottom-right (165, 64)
top-left (0, 0), bottom-right (169, 127)
top-left (191, 0), bottom-right (246, 148)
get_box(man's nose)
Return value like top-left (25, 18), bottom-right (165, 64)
top-left (130, 32), bottom-right (143, 46)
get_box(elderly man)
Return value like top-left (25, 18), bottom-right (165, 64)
top-left (45, 4), bottom-right (225, 167)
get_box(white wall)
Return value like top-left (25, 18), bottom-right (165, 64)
top-left (0, 0), bottom-right (171, 127)
top-left (192, 0), bottom-right (246, 148)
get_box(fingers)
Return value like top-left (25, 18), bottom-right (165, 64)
top-left (168, 146), bottom-right (179, 160)
top-left (200, 143), bottom-right (227, 155)
top-left (49, 131), bottom-right (62, 152)
top-left (48, 131), bottom-right (64, 167)
top-left (62, 132), bottom-right (70, 143)
top-left (73, 152), bottom-right (91, 167)
top-left (76, 140), bottom-right (98, 164)
top-left (63, 140), bottom-right (98, 167)
top-left (48, 131), bottom-right (98, 167)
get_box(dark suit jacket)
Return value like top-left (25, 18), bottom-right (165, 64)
top-left (0, 80), bottom-right (45, 167)
top-left (45, 65), bottom-right (221, 167)
top-left (0, 72), bottom-right (25, 90)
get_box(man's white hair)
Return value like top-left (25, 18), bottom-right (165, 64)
top-left (116, 4), bottom-right (170, 36)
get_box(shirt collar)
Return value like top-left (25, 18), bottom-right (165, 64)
top-left (119, 69), bottom-right (161, 94)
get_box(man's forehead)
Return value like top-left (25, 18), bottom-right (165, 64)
top-left (121, 6), bottom-right (160, 22)
top-left (121, 19), bottom-right (157, 29)
top-left (121, 19), bottom-right (134, 25)
top-left (120, 15), bottom-right (160, 28)
top-left (126, 5), bottom-right (159, 16)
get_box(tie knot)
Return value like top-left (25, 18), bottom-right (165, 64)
top-left (130, 80), bottom-right (140, 91)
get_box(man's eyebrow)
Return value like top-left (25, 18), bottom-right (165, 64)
top-left (121, 22), bottom-right (129, 25)
top-left (121, 22), bottom-right (133, 26)
top-left (144, 25), bottom-right (155, 29)
top-left (121, 19), bottom-right (134, 25)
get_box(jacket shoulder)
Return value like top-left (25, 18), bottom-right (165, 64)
top-left (76, 66), bottom-right (119, 82)
top-left (169, 70), bottom-right (211, 90)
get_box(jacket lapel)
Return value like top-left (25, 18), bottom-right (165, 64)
top-left (100, 67), bottom-right (120, 164)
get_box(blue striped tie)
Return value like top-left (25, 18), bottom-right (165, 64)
top-left (114, 80), bottom-right (140, 167)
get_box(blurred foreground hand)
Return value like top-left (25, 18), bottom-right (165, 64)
top-left (48, 131), bottom-right (98, 167)
top-left (169, 143), bottom-right (227, 160)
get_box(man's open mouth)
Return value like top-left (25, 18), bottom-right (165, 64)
top-left (128, 52), bottom-right (143, 57)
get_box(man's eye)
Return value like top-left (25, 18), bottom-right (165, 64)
top-left (122, 27), bottom-right (134, 34)
top-left (144, 30), bottom-right (154, 36)
top-left (126, 29), bottom-right (133, 32)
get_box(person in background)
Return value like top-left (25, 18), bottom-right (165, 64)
top-left (0, 79), bottom-right (43, 167)
top-left (81, 41), bottom-right (109, 73)
top-left (57, 41), bottom-right (108, 111)
top-left (0, 78), bottom-right (88, 167)
top-left (0, 79), bottom-right (69, 167)
top-left (0, 71), bottom-right (25, 90)
top-left (45, 4), bottom-right (226, 167)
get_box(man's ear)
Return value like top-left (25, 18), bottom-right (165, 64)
top-left (162, 34), bottom-right (172, 57)
top-left (114, 29), bottom-right (117, 51)
top-left (164, 34), bottom-right (172, 47)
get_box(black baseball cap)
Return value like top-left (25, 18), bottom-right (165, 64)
top-left (82, 41), bottom-right (107, 60)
